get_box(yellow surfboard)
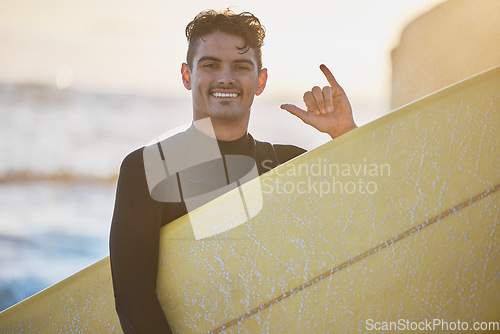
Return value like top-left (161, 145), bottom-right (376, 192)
top-left (1, 66), bottom-right (499, 333)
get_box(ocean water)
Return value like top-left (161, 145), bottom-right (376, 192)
top-left (0, 83), bottom-right (353, 311)
top-left (0, 181), bottom-right (114, 311)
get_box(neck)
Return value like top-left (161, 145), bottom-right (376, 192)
top-left (193, 116), bottom-right (249, 141)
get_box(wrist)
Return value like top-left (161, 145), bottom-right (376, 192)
top-left (328, 123), bottom-right (357, 139)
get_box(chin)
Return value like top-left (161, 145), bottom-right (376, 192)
top-left (208, 107), bottom-right (245, 119)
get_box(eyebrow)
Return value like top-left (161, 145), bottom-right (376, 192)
top-left (197, 56), bottom-right (255, 66)
top-left (197, 56), bottom-right (221, 64)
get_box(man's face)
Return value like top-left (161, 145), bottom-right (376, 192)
top-left (181, 31), bottom-right (267, 123)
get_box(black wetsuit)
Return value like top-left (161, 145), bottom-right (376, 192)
top-left (109, 127), bottom-right (305, 333)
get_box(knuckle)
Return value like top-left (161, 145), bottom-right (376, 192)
top-left (311, 86), bottom-right (321, 94)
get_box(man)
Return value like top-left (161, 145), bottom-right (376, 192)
top-left (109, 9), bottom-right (357, 333)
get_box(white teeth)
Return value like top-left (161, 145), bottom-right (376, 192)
top-left (212, 92), bottom-right (238, 98)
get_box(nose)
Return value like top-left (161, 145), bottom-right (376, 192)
top-left (217, 66), bottom-right (234, 85)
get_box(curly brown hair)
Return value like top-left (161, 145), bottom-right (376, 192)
top-left (185, 9), bottom-right (266, 71)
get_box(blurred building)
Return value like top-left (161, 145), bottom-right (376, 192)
top-left (391, 0), bottom-right (500, 108)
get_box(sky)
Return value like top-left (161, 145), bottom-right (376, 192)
top-left (0, 0), bottom-right (446, 126)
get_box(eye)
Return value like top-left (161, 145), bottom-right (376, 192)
top-left (236, 65), bottom-right (249, 70)
top-left (203, 63), bottom-right (217, 69)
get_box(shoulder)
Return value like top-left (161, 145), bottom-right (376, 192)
top-left (121, 146), bottom-right (144, 167)
top-left (116, 147), bottom-right (155, 197)
top-left (119, 146), bottom-right (146, 177)
top-left (253, 138), bottom-right (306, 164)
top-left (273, 144), bottom-right (307, 164)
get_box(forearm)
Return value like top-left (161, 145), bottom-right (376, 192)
top-left (110, 219), bottom-right (173, 334)
top-left (114, 290), bottom-right (172, 334)
top-left (110, 226), bottom-right (172, 334)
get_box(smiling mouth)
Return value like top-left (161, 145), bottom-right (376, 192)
top-left (211, 92), bottom-right (239, 98)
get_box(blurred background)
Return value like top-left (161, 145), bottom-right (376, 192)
top-left (1, 0), bottom-right (499, 311)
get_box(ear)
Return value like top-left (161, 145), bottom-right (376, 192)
top-left (181, 63), bottom-right (191, 90)
top-left (255, 68), bottom-right (268, 96)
